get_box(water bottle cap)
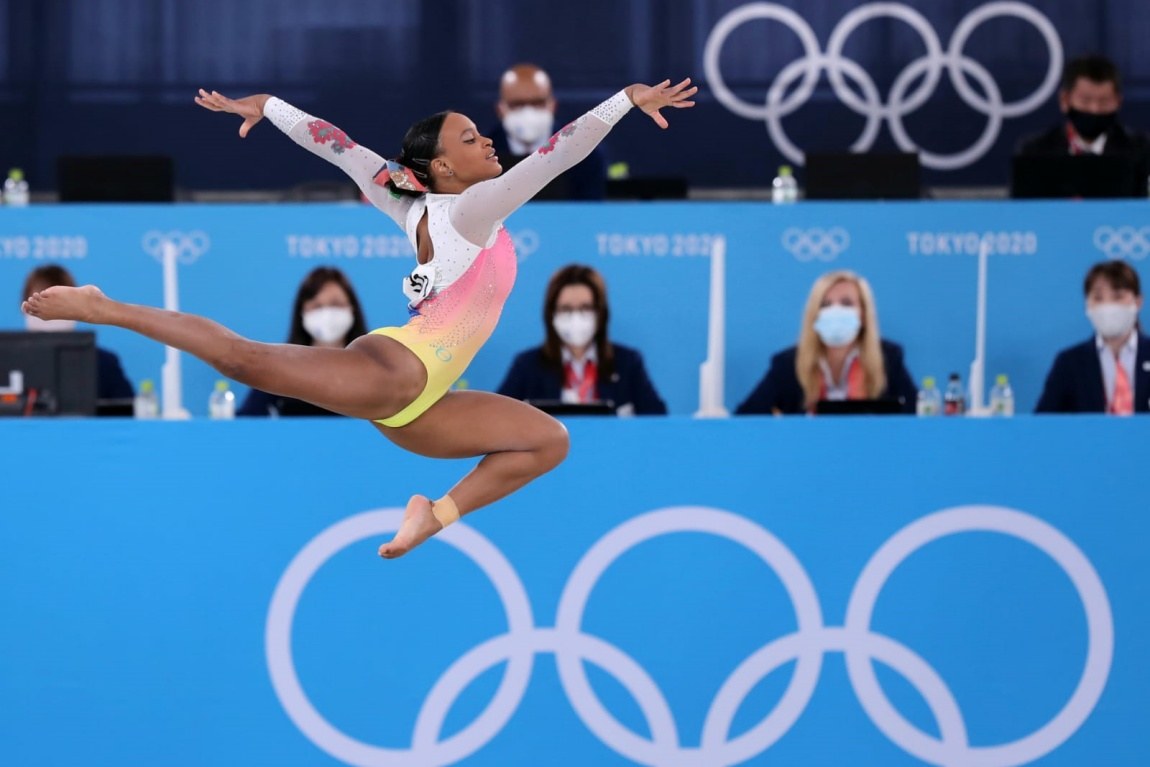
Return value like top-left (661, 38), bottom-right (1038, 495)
top-left (778, 165), bottom-right (793, 176)
top-left (923, 376), bottom-right (936, 388)
top-left (996, 374), bottom-right (1008, 385)
top-left (140, 379), bottom-right (155, 393)
top-left (8, 168), bottom-right (23, 181)
top-left (215, 380), bottom-right (230, 392)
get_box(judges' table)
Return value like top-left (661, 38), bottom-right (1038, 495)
top-left (0, 416), bottom-right (1144, 766)
top-left (1, 199), bottom-right (1146, 416)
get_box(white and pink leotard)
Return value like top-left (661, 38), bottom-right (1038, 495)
top-left (264, 92), bottom-right (634, 426)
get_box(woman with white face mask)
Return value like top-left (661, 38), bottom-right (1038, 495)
top-left (736, 270), bottom-right (917, 415)
top-left (1037, 260), bottom-right (1148, 414)
top-left (497, 264), bottom-right (667, 415)
top-left (238, 267), bottom-right (368, 416)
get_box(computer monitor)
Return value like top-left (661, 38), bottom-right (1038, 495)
top-left (0, 331), bottom-right (98, 416)
top-left (606, 177), bottom-right (689, 200)
top-left (804, 152), bottom-right (921, 200)
top-left (1010, 154), bottom-right (1148, 199)
top-left (57, 155), bottom-right (175, 202)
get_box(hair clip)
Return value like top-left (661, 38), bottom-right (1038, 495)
top-left (373, 159), bottom-right (428, 193)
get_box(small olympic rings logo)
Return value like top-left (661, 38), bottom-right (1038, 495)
top-left (266, 504), bottom-right (1111, 766)
top-left (703, 2), bottom-right (1063, 170)
top-left (782, 226), bottom-right (850, 261)
top-left (1093, 226), bottom-right (1150, 260)
top-left (141, 230), bottom-right (210, 264)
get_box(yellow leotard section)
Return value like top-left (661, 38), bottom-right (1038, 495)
top-left (370, 323), bottom-right (457, 427)
top-left (372, 227), bottom-right (517, 428)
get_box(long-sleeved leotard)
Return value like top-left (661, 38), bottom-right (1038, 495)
top-left (264, 92), bottom-right (634, 426)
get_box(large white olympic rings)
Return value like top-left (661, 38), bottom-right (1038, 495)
top-left (266, 505), bottom-right (1112, 766)
top-left (703, 2), bottom-right (1063, 170)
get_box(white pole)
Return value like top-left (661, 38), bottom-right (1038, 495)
top-left (161, 240), bottom-right (190, 420)
top-left (695, 235), bottom-right (729, 418)
top-left (968, 237), bottom-right (989, 415)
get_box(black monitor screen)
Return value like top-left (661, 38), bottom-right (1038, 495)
top-left (1010, 154), bottom-right (1148, 199)
top-left (57, 155), bottom-right (175, 202)
top-left (0, 331), bottom-right (97, 416)
top-left (804, 152), bottom-right (921, 200)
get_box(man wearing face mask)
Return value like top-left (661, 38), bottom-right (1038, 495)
top-left (497, 264), bottom-right (666, 415)
top-left (1017, 55), bottom-right (1149, 161)
top-left (1037, 260), bottom-right (1150, 414)
top-left (488, 63), bottom-right (607, 201)
top-left (19, 264), bottom-right (135, 406)
top-left (736, 271), bottom-right (917, 415)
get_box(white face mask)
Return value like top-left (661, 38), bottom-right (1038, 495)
top-left (553, 310), bottom-right (597, 349)
top-left (502, 106), bottom-right (554, 149)
top-left (25, 314), bottom-right (77, 333)
top-left (302, 306), bottom-right (354, 345)
top-left (1087, 302), bottom-right (1139, 339)
top-left (813, 305), bottom-right (862, 348)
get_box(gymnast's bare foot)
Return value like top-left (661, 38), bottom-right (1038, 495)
top-left (21, 285), bottom-right (109, 324)
top-left (379, 494), bottom-right (444, 559)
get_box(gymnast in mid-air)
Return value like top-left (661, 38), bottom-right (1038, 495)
top-left (22, 77), bottom-right (696, 557)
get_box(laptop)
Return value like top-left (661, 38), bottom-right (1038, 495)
top-left (1010, 154), bottom-right (1147, 199)
top-left (815, 399), bottom-right (905, 416)
top-left (526, 400), bottom-right (616, 416)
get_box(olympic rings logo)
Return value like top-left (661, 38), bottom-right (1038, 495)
top-left (1093, 226), bottom-right (1150, 260)
top-left (266, 505), bottom-right (1112, 767)
top-left (703, 2), bottom-right (1063, 170)
top-left (782, 226), bottom-right (850, 261)
top-left (141, 230), bottom-right (210, 264)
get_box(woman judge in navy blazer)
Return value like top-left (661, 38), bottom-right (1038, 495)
top-left (736, 270), bottom-right (916, 415)
top-left (498, 264), bottom-right (667, 415)
top-left (1037, 260), bottom-right (1150, 413)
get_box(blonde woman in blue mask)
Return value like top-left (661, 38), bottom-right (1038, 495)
top-left (736, 270), bottom-right (916, 415)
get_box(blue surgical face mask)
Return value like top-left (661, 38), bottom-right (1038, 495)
top-left (813, 305), bottom-right (861, 348)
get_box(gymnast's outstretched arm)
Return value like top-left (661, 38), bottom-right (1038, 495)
top-left (449, 78), bottom-right (696, 246)
top-left (194, 90), bottom-right (413, 230)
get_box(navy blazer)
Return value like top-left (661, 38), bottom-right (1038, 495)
top-left (1016, 122), bottom-right (1150, 158)
top-left (736, 340), bottom-right (917, 415)
top-left (238, 388), bottom-right (339, 417)
top-left (497, 343), bottom-right (667, 415)
top-left (1036, 335), bottom-right (1150, 413)
top-left (96, 348), bottom-right (134, 400)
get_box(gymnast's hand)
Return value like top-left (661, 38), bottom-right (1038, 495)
top-left (195, 89), bottom-right (271, 138)
top-left (625, 78), bottom-right (698, 129)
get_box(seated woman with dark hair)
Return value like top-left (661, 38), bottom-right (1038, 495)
top-left (736, 270), bottom-right (916, 415)
top-left (498, 263), bottom-right (666, 415)
top-left (21, 264), bottom-right (134, 403)
top-left (239, 266), bottom-right (369, 416)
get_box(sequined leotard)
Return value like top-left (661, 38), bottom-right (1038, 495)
top-left (264, 92), bottom-right (634, 426)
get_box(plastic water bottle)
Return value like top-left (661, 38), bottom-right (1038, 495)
top-left (989, 374), bottom-right (1015, 417)
top-left (943, 372), bottom-right (966, 416)
top-left (3, 168), bottom-right (29, 207)
top-left (916, 376), bottom-right (942, 416)
top-left (208, 380), bottom-right (236, 420)
top-left (771, 165), bottom-right (798, 204)
top-left (133, 379), bottom-right (160, 419)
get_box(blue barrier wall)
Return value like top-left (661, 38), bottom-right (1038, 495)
top-left (0, 417), bottom-right (1145, 766)
top-left (2, 200), bottom-right (1148, 414)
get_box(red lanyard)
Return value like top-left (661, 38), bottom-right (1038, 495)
top-left (564, 359), bottom-right (598, 403)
